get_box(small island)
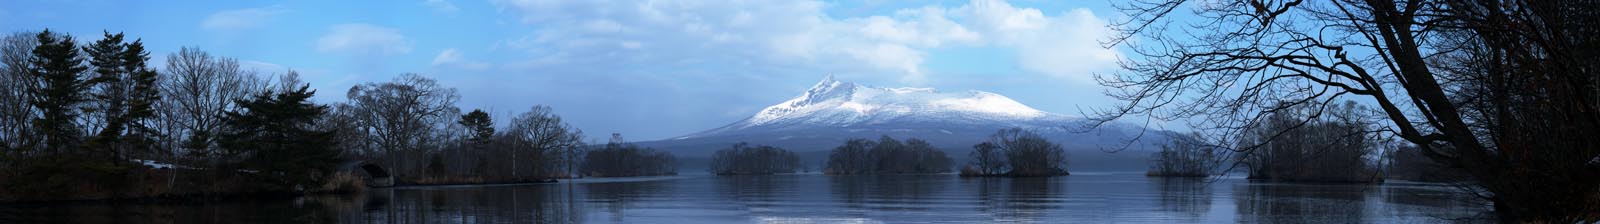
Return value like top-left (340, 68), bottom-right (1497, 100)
top-left (958, 128), bottom-right (1071, 177)
top-left (708, 142), bottom-right (800, 175)
top-left (823, 136), bottom-right (953, 175)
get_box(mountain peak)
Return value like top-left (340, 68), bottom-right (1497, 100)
top-left (701, 76), bottom-right (1060, 138)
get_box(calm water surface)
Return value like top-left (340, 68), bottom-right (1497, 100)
top-left (1, 172), bottom-right (1491, 223)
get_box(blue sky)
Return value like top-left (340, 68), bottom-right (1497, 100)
top-left (2, 0), bottom-right (1132, 141)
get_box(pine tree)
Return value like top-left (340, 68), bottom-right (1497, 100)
top-left (121, 39), bottom-right (160, 162)
top-left (82, 31), bottom-right (149, 164)
top-left (28, 30), bottom-right (90, 155)
top-left (217, 85), bottom-right (340, 190)
top-left (458, 109), bottom-right (494, 149)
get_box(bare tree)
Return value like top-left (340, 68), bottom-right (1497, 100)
top-left (0, 31), bottom-right (38, 155)
top-left (988, 128), bottom-right (1069, 177)
top-left (1236, 102), bottom-right (1380, 182)
top-left (160, 47), bottom-right (264, 160)
top-left (1102, 0), bottom-right (1599, 221)
top-left (962, 142), bottom-right (1007, 176)
top-left (824, 138), bottom-right (874, 175)
top-left (1148, 132), bottom-right (1219, 177)
top-left (502, 105), bottom-right (582, 179)
top-left (710, 142), bottom-right (801, 175)
top-left (345, 73), bottom-right (460, 178)
top-left (824, 136), bottom-right (952, 175)
top-left (580, 133), bottom-right (675, 177)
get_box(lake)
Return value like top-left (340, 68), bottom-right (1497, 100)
top-left (0, 172), bottom-right (1491, 223)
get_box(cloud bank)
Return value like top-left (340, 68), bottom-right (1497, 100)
top-left (488, 0), bottom-right (1120, 84)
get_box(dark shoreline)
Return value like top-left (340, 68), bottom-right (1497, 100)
top-left (0, 179), bottom-right (567, 205)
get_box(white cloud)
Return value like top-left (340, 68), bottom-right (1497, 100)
top-left (432, 48), bottom-right (491, 70)
top-left (957, 4), bottom-right (1121, 82)
top-left (846, 43), bottom-right (925, 83)
top-left (487, 0), bottom-right (1118, 84)
top-left (200, 5), bottom-right (289, 30)
top-left (240, 60), bottom-right (289, 73)
top-left (316, 23), bottom-right (413, 56)
top-left (423, 0), bottom-right (459, 14)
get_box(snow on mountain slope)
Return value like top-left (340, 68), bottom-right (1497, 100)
top-left (681, 76), bottom-right (1074, 139)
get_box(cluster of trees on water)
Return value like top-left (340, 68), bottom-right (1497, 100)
top-left (1104, 0), bottom-right (1600, 221)
top-left (1235, 102), bottom-right (1382, 182)
top-left (1145, 133), bottom-right (1219, 177)
top-left (959, 128), bottom-right (1071, 177)
top-left (0, 29), bottom-right (678, 201)
top-left (579, 134), bottom-right (677, 177)
top-left (1142, 102), bottom-right (1383, 182)
top-left (823, 136), bottom-right (953, 175)
top-left (708, 142), bottom-right (800, 175)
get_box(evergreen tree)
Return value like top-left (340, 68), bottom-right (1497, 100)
top-left (82, 31), bottom-right (156, 164)
top-left (28, 30), bottom-right (90, 155)
top-left (217, 85), bottom-right (340, 190)
top-left (458, 109), bottom-right (494, 149)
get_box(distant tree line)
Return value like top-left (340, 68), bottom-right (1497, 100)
top-left (580, 134), bottom-right (677, 177)
top-left (708, 142), bottom-right (800, 175)
top-left (959, 128), bottom-right (1070, 177)
top-left (824, 136), bottom-right (952, 175)
top-left (0, 29), bottom-right (677, 201)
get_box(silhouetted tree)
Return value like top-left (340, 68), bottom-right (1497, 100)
top-left (28, 30), bottom-right (90, 155)
top-left (82, 31), bottom-right (158, 165)
top-left (1103, 0), bottom-right (1600, 220)
top-left (459, 109), bottom-right (494, 149)
top-left (905, 138), bottom-right (952, 173)
top-left (824, 138), bottom-right (874, 175)
top-left (988, 128), bottom-right (1068, 177)
top-left (1147, 132), bottom-right (1219, 177)
top-left (216, 85), bottom-right (340, 190)
top-left (1237, 102), bottom-right (1381, 182)
top-left (0, 31), bottom-right (38, 155)
top-left (709, 142), bottom-right (800, 175)
top-left (503, 105), bottom-right (582, 179)
top-left (824, 136), bottom-right (952, 175)
top-left (580, 133), bottom-right (676, 177)
top-left (345, 73), bottom-right (460, 179)
top-left (160, 47), bottom-right (265, 159)
top-left (961, 142), bottom-right (1006, 176)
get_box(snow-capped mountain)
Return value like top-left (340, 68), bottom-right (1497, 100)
top-left (637, 76), bottom-right (1167, 171)
top-left (678, 75), bottom-right (1072, 139)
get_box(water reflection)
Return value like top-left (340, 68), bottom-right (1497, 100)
top-left (713, 175), bottom-right (797, 204)
top-left (0, 173), bottom-right (1492, 223)
top-left (1233, 181), bottom-right (1373, 223)
top-left (967, 177), bottom-right (1066, 222)
top-left (350, 185), bottom-right (583, 223)
top-left (827, 175), bottom-right (945, 211)
top-left (1380, 182), bottom-right (1494, 221)
top-left (1149, 177), bottom-right (1211, 221)
top-left (582, 180), bottom-right (670, 223)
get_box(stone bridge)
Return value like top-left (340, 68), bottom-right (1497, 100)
top-left (337, 160), bottom-right (394, 188)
